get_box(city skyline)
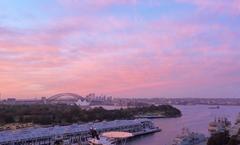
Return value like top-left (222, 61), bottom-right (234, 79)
top-left (0, 0), bottom-right (240, 98)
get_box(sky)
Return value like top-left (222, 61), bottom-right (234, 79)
top-left (0, 0), bottom-right (240, 98)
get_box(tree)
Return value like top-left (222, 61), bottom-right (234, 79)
top-left (207, 131), bottom-right (230, 145)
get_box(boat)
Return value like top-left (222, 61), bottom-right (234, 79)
top-left (208, 117), bottom-right (231, 134)
top-left (88, 137), bottom-right (113, 145)
top-left (172, 128), bottom-right (206, 145)
top-left (208, 106), bottom-right (220, 109)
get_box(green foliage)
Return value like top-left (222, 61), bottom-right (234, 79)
top-left (227, 135), bottom-right (240, 145)
top-left (0, 104), bottom-right (181, 125)
top-left (207, 131), bottom-right (230, 145)
top-left (132, 105), bottom-right (182, 117)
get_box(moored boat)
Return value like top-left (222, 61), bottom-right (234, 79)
top-left (172, 128), bottom-right (206, 145)
top-left (208, 117), bottom-right (231, 134)
top-left (208, 106), bottom-right (220, 109)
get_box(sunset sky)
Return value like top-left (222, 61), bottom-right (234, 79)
top-left (0, 0), bottom-right (240, 98)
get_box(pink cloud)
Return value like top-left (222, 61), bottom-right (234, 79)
top-left (58, 0), bottom-right (138, 10)
top-left (177, 0), bottom-right (240, 15)
top-left (0, 9), bottom-right (239, 98)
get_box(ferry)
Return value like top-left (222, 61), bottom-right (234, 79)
top-left (172, 128), bottom-right (206, 145)
top-left (208, 117), bottom-right (231, 134)
top-left (0, 119), bottom-right (160, 145)
top-left (208, 106), bottom-right (220, 109)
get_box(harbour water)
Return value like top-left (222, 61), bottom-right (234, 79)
top-left (127, 105), bottom-right (240, 145)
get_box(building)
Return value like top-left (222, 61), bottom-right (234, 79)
top-left (0, 119), bottom-right (160, 145)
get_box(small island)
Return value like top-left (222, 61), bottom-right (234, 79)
top-left (0, 104), bottom-right (181, 126)
top-left (133, 105), bottom-right (182, 119)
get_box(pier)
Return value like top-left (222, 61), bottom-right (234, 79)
top-left (0, 119), bottom-right (160, 145)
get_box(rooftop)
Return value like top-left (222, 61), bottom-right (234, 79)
top-left (0, 119), bottom-right (149, 143)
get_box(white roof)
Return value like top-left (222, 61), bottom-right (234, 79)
top-left (0, 119), bottom-right (150, 143)
top-left (102, 131), bottom-right (133, 138)
top-left (75, 99), bottom-right (90, 106)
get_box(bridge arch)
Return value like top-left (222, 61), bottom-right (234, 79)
top-left (47, 93), bottom-right (84, 102)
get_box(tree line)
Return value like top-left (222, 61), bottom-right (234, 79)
top-left (0, 104), bottom-right (181, 125)
top-left (207, 131), bottom-right (240, 145)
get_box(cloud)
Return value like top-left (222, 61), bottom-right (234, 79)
top-left (57, 0), bottom-right (138, 11)
top-left (176, 0), bottom-right (240, 15)
top-left (0, 1), bottom-right (240, 98)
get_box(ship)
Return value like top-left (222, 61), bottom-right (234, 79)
top-left (0, 119), bottom-right (160, 145)
top-left (208, 106), bottom-right (220, 109)
top-left (172, 128), bottom-right (206, 145)
top-left (208, 117), bottom-right (231, 134)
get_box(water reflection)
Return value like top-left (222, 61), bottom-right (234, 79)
top-left (128, 105), bottom-right (240, 145)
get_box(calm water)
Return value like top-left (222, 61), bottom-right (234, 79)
top-left (127, 105), bottom-right (240, 145)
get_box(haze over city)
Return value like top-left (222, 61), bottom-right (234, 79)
top-left (0, 0), bottom-right (240, 98)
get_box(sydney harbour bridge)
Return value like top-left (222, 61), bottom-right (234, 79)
top-left (45, 93), bottom-right (86, 105)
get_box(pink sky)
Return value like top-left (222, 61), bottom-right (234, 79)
top-left (0, 0), bottom-right (240, 98)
